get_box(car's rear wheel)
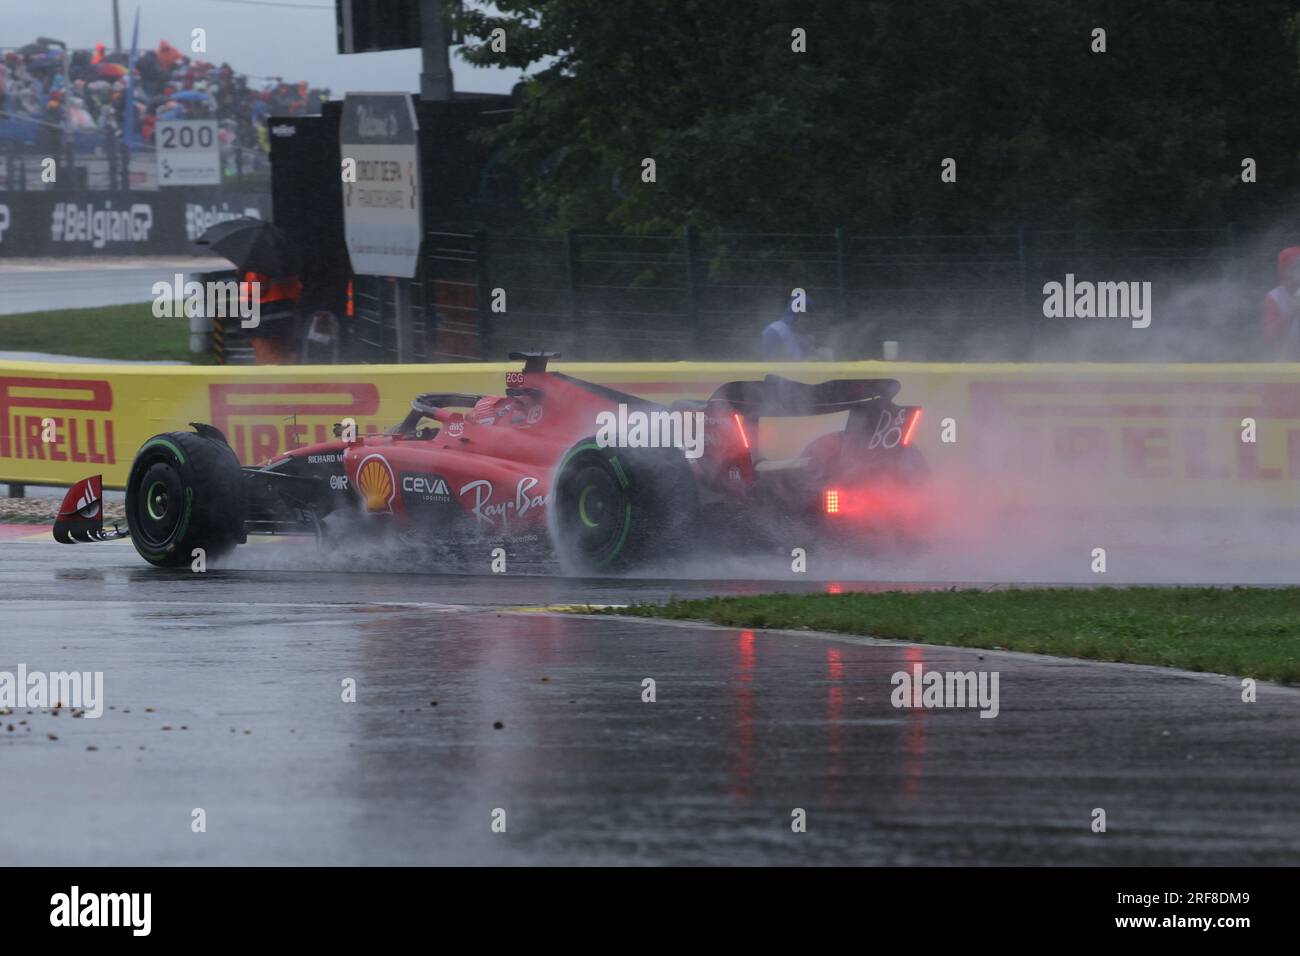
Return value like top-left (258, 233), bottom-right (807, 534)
top-left (126, 429), bottom-right (244, 568)
top-left (550, 441), bottom-right (695, 573)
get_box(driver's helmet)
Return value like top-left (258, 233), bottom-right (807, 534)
top-left (473, 395), bottom-right (511, 424)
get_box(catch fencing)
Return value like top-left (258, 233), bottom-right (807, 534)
top-left (0, 125), bottom-right (269, 193)
top-left (351, 225), bottom-right (1290, 364)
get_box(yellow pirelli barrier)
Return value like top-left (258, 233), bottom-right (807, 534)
top-left (2, 359), bottom-right (1299, 512)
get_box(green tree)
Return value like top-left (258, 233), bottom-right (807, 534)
top-left (453, 0), bottom-right (1300, 235)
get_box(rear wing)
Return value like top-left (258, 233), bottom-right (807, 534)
top-left (709, 375), bottom-right (901, 416)
top-left (710, 375), bottom-right (923, 452)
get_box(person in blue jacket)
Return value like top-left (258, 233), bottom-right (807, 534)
top-left (761, 296), bottom-right (817, 360)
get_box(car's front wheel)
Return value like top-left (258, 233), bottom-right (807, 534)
top-left (125, 428), bottom-right (244, 568)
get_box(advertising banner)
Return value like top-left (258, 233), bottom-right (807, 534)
top-left (2, 360), bottom-right (1299, 520)
top-left (339, 93), bottom-right (421, 278)
top-left (0, 190), bottom-right (270, 258)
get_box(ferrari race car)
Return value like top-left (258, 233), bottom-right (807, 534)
top-left (54, 352), bottom-right (928, 572)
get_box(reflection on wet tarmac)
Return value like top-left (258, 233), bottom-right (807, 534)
top-left (2, 542), bottom-right (1299, 865)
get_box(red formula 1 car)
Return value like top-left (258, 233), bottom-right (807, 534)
top-left (54, 352), bottom-right (928, 572)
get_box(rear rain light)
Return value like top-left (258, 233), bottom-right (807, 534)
top-left (824, 489), bottom-right (841, 514)
top-left (901, 408), bottom-right (923, 447)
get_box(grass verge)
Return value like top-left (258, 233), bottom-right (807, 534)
top-left (0, 303), bottom-right (203, 363)
top-left (609, 588), bottom-right (1300, 683)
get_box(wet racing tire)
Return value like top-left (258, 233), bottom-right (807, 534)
top-left (550, 441), bottom-right (696, 573)
top-left (125, 429), bottom-right (244, 568)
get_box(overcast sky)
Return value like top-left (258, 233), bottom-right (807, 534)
top-left (1, 0), bottom-right (527, 95)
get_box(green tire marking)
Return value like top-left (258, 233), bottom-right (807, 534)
top-left (145, 481), bottom-right (167, 520)
top-left (135, 487), bottom-right (192, 561)
top-left (578, 486), bottom-right (599, 528)
top-left (133, 437), bottom-right (189, 559)
top-left (609, 455), bottom-right (628, 488)
top-left (141, 437), bottom-right (186, 465)
top-left (557, 441), bottom-right (634, 566)
top-left (594, 502), bottom-right (634, 568)
top-left (558, 441), bottom-right (603, 474)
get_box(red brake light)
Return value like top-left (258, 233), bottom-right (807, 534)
top-left (733, 412), bottom-right (750, 449)
top-left (824, 489), bottom-right (841, 514)
top-left (901, 408), bottom-right (922, 447)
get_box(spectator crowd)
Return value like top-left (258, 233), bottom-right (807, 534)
top-left (0, 35), bottom-right (328, 157)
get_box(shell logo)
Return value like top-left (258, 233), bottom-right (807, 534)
top-left (356, 454), bottom-right (395, 513)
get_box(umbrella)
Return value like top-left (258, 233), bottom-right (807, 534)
top-left (172, 89), bottom-right (209, 102)
top-left (195, 217), bottom-right (299, 276)
top-left (96, 62), bottom-right (128, 79)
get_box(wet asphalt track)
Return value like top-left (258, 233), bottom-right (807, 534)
top-left (2, 537), bottom-right (1299, 866)
top-left (0, 256), bottom-right (223, 317)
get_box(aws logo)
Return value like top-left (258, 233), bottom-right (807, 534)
top-left (356, 454), bottom-right (395, 513)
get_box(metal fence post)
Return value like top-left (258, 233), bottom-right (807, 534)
top-left (1017, 224), bottom-right (1030, 307)
top-left (1018, 223), bottom-right (1036, 355)
top-left (566, 229), bottom-right (582, 354)
top-left (393, 277), bottom-right (411, 363)
top-left (1220, 224), bottom-right (1236, 282)
top-left (476, 230), bottom-right (493, 359)
top-left (834, 226), bottom-right (848, 323)
top-left (213, 313), bottom-right (225, 364)
top-left (106, 133), bottom-right (118, 192)
top-left (684, 224), bottom-right (701, 352)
